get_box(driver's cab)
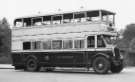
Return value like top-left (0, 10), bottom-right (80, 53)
top-left (86, 32), bottom-right (123, 74)
top-left (87, 33), bottom-right (117, 49)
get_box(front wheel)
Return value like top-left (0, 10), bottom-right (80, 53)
top-left (92, 56), bottom-right (110, 74)
top-left (110, 64), bottom-right (123, 73)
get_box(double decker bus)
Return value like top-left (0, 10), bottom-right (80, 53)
top-left (11, 9), bottom-right (123, 74)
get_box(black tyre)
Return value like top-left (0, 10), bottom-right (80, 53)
top-left (110, 64), bottom-right (123, 73)
top-left (92, 56), bottom-right (110, 74)
top-left (26, 58), bottom-right (40, 72)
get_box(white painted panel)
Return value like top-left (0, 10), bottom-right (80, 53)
top-left (12, 31), bottom-right (117, 41)
top-left (12, 40), bottom-right (22, 51)
top-left (12, 23), bottom-right (108, 37)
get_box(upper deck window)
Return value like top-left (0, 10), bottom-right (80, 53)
top-left (42, 16), bottom-right (51, 25)
top-left (52, 15), bottom-right (62, 24)
top-left (74, 12), bottom-right (85, 22)
top-left (14, 19), bottom-right (23, 27)
top-left (32, 17), bottom-right (42, 26)
top-left (87, 11), bottom-right (100, 22)
top-left (14, 10), bottom-right (115, 27)
top-left (63, 13), bottom-right (73, 23)
top-left (23, 18), bottom-right (31, 27)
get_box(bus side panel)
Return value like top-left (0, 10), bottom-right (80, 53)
top-left (11, 52), bottom-right (24, 66)
top-left (23, 51), bottom-right (88, 67)
top-left (22, 52), bottom-right (53, 67)
top-left (20, 51), bottom-right (86, 67)
top-left (85, 51), bottom-right (96, 66)
top-left (12, 51), bottom-right (112, 68)
top-left (50, 51), bottom-right (86, 67)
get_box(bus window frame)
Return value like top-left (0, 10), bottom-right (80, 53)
top-left (14, 19), bottom-right (24, 27)
top-left (63, 39), bottom-right (73, 49)
top-left (42, 40), bottom-right (52, 50)
top-left (51, 15), bottom-right (63, 24)
top-left (23, 41), bottom-right (31, 50)
top-left (87, 35), bottom-right (96, 48)
top-left (74, 39), bottom-right (85, 49)
top-left (52, 40), bottom-right (63, 49)
top-left (97, 35), bottom-right (106, 48)
top-left (31, 17), bottom-right (43, 26)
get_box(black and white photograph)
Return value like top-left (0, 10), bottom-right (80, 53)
top-left (0, 0), bottom-right (135, 82)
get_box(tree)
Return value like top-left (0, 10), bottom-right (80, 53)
top-left (1, 18), bottom-right (8, 25)
top-left (0, 18), bottom-right (11, 64)
top-left (123, 24), bottom-right (135, 45)
top-left (0, 18), bottom-right (11, 56)
top-left (129, 38), bottom-right (135, 52)
top-left (120, 23), bottom-right (135, 66)
top-left (0, 18), bottom-right (10, 29)
top-left (117, 24), bottom-right (135, 49)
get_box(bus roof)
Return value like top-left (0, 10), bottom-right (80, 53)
top-left (15, 9), bottom-right (115, 20)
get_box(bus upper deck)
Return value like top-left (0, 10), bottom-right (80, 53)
top-left (13, 9), bottom-right (115, 29)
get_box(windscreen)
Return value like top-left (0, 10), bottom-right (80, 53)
top-left (103, 35), bottom-right (117, 44)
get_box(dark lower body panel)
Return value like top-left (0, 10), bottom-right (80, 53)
top-left (11, 51), bottom-right (93, 68)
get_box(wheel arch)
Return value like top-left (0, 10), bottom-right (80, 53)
top-left (91, 53), bottom-right (110, 63)
top-left (25, 55), bottom-right (38, 63)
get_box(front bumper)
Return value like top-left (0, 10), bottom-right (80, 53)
top-left (112, 59), bottom-right (123, 66)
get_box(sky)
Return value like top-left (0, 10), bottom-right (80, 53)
top-left (0, 0), bottom-right (135, 30)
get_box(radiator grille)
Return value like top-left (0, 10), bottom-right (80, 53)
top-left (114, 47), bottom-right (120, 60)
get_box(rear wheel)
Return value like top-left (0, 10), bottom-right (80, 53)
top-left (26, 58), bottom-right (40, 72)
top-left (110, 64), bottom-right (123, 73)
top-left (92, 56), bottom-right (110, 74)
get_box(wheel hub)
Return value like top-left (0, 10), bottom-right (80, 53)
top-left (98, 63), bottom-right (104, 68)
top-left (29, 61), bottom-right (34, 66)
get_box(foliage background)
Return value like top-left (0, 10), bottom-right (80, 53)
top-left (0, 18), bottom-right (11, 64)
top-left (117, 24), bottom-right (135, 66)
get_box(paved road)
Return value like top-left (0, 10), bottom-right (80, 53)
top-left (0, 67), bottom-right (134, 82)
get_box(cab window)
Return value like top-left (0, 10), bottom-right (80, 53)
top-left (97, 35), bottom-right (105, 47)
top-left (87, 36), bottom-right (95, 48)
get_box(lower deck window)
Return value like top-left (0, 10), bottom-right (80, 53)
top-left (43, 41), bottom-right (51, 49)
top-left (63, 40), bottom-right (72, 49)
top-left (32, 41), bottom-right (41, 50)
top-left (52, 40), bottom-right (62, 49)
top-left (74, 40), bottom-right (84, 48)
top-left (23, 42), bottom-right (31, 50)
